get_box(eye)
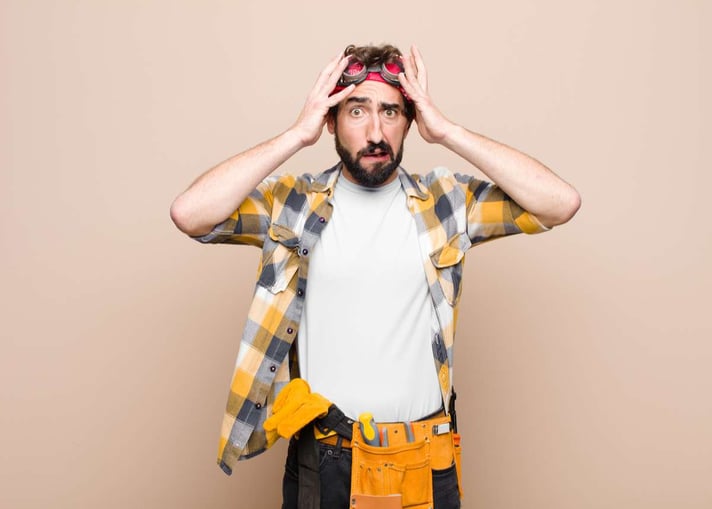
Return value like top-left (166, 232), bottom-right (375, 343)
top-left (350, 107), bottom-right (363, 117)
top-left (384, 108), bottom-right (398, 118)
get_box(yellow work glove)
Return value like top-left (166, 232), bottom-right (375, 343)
top-left (263, 378), bottom-right (331, 445)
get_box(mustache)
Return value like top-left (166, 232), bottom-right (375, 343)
top-left (357, 141), bottom-right (394, 158)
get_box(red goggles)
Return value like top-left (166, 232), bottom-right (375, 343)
top-left (331, 59), bottom-right (410, 100)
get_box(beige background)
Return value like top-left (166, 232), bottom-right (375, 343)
top-left (1, 0), bottom-right (710, 508)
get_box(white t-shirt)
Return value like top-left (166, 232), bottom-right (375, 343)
top-left (298, 174), bottom-right (442, 422)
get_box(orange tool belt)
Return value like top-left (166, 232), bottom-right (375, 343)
top-left (315, 411), bottom-right (463, 508)
top-left (295, 391), bottom-right (463, 509)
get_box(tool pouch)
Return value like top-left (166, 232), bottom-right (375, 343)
top-left (350, 436), bottom-right (432, 509)
top-left (349, 414), bottom-right (458, 509)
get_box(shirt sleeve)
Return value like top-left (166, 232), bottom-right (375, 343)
top-left (191, 177), bottom-right (278, 248)
top-left (462, 175), bottom-right (550, 246)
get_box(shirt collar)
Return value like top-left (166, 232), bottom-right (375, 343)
top-left (397, 168), bottom-right (429, 200)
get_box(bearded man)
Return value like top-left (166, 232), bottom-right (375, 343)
top-left (171, 43), bottom-right (580, 509)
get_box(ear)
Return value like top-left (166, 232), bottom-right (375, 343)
top-left (327, 114), bottom-right (336, 135)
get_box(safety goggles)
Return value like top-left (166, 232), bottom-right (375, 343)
top-left (332, 59), bottom-right (411, 100)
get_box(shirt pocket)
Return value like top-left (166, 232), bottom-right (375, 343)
top-left (257, 224), bottom-right (300, 294)
top-left (429, 234), bottom-right (468, 306)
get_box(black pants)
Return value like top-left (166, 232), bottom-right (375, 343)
top-left (282, 437), bottom-right (461, 509)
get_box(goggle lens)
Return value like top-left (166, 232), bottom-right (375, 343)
top-left (383, 61), bottom-right (402, 75)
top-left (344, 61), bottom-right (366, 77)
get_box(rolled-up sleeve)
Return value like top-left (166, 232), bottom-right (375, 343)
top-left (463, 177), bottom-right (549, 246)
top-left (192, 177), bottom-right (278, 248)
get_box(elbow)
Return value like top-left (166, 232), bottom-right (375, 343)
top-left (169, 196), bottom-right (191, 234)
top-left (170, 195), bottom-right (208, 237)
top-left (560, 188), bottom-right (582, 224)
top-left (540, 188), bottom-right (582, 228)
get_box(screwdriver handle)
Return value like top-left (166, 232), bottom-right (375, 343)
top-left (358, 412), bottom-right (380, 446)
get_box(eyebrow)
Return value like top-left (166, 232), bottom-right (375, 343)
top-left (345, 97), bottom-right (402, 111)
top-left (345, 96), bottom-right (371, 105)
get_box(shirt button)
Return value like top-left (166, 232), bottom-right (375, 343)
top-left (287, 327), bottom-right (294, 334)
top-left (319, 217), bottom-right (326, 223)
top-left (255, 403), bottom-right (262, 409)
top-left (297, 289), bottom-right (304, 297)
top-left (301, 248), bottom-right (309, 256)
top-left (270, 365), bottom-right (276, 372)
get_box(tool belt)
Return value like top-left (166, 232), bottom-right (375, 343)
top-left (309, 408), bottom-right (462, 509)
top-left (281, 383), bottom-right (463, 509)
top-left (348, 413), bottom-right (458, 508)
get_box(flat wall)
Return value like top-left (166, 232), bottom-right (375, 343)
top-left (2, 1), bottom-right (710, 507)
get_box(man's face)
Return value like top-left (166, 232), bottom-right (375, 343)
top-left (328, 80), bottom-right (410, 187)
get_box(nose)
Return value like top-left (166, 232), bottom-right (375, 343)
top-left (366, 114), bottom-right (383, 144)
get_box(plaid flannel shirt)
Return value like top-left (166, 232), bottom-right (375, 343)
top-left (195, 164), bottom-right (548, 475)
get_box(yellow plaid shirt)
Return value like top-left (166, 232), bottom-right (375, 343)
top-left (195, 165), bottom-right (548, 475)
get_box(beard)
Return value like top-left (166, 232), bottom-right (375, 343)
top-left (335, 135), bottom-right (404, 188)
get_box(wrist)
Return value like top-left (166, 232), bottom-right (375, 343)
top-left (283, 126), bottom-right (312, 152)
top-left (432, 121), bottom-right (462, 147)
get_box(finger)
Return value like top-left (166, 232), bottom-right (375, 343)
top-left (398, 71), bottom-right (422, 106)
top-left (326, 83), bottom-right (354, 107)
top-left (325, 50), bottom-right (347, 75)
top-left (316, 54), bottom-right (351, 97)
top-left (399, 53), bottom-right (423, 98)
top-left (399, 53), bottom-right (414, 82)
top-left (313, 52), bottom-right (341, 85)
top-left (411, 45), bottom-right (428, 91)
top-left (312, 51), bottom-right (347, 91)
top-left (400, 52), bottom-right (416, 80)
top-left (330, 55), bottom-right (352, 88)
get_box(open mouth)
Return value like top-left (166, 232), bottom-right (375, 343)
top-left (360, 149), bottom-right (392, 162)
top-left (361, 152), bottom-right (390, 160)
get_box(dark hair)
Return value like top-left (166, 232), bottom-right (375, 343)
top-left (329, 43), bottom-right (415, 122)
top-left (342, 43), bottom-right (404, 67)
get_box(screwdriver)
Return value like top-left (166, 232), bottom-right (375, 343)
top-left (358, 412), bottom-right (380, 446)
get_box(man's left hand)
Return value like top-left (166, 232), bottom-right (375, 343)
top-left (398, 45), bottom-right (455, 144)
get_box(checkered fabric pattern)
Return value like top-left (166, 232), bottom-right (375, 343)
top-left (195, 165), bottom-right (548, 475)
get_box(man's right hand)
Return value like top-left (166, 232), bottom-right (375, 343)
top-left (170, 51), bottom-right (354, 237)
top-left (289, 52), bottom-right (354, 147)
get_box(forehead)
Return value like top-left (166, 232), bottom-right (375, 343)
top-left (340, 80), bottom-right (405, 109)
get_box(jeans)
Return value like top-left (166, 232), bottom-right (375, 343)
top-left (282, 437), bottom-right (461, 509)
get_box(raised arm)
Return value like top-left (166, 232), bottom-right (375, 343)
top-left (398, 46), bottom-right (581, 228)
top-left (170, 53), bottom-right (355, 237)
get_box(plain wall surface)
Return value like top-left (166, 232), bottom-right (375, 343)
top-left (1, 1), bottom-right (710, 507)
